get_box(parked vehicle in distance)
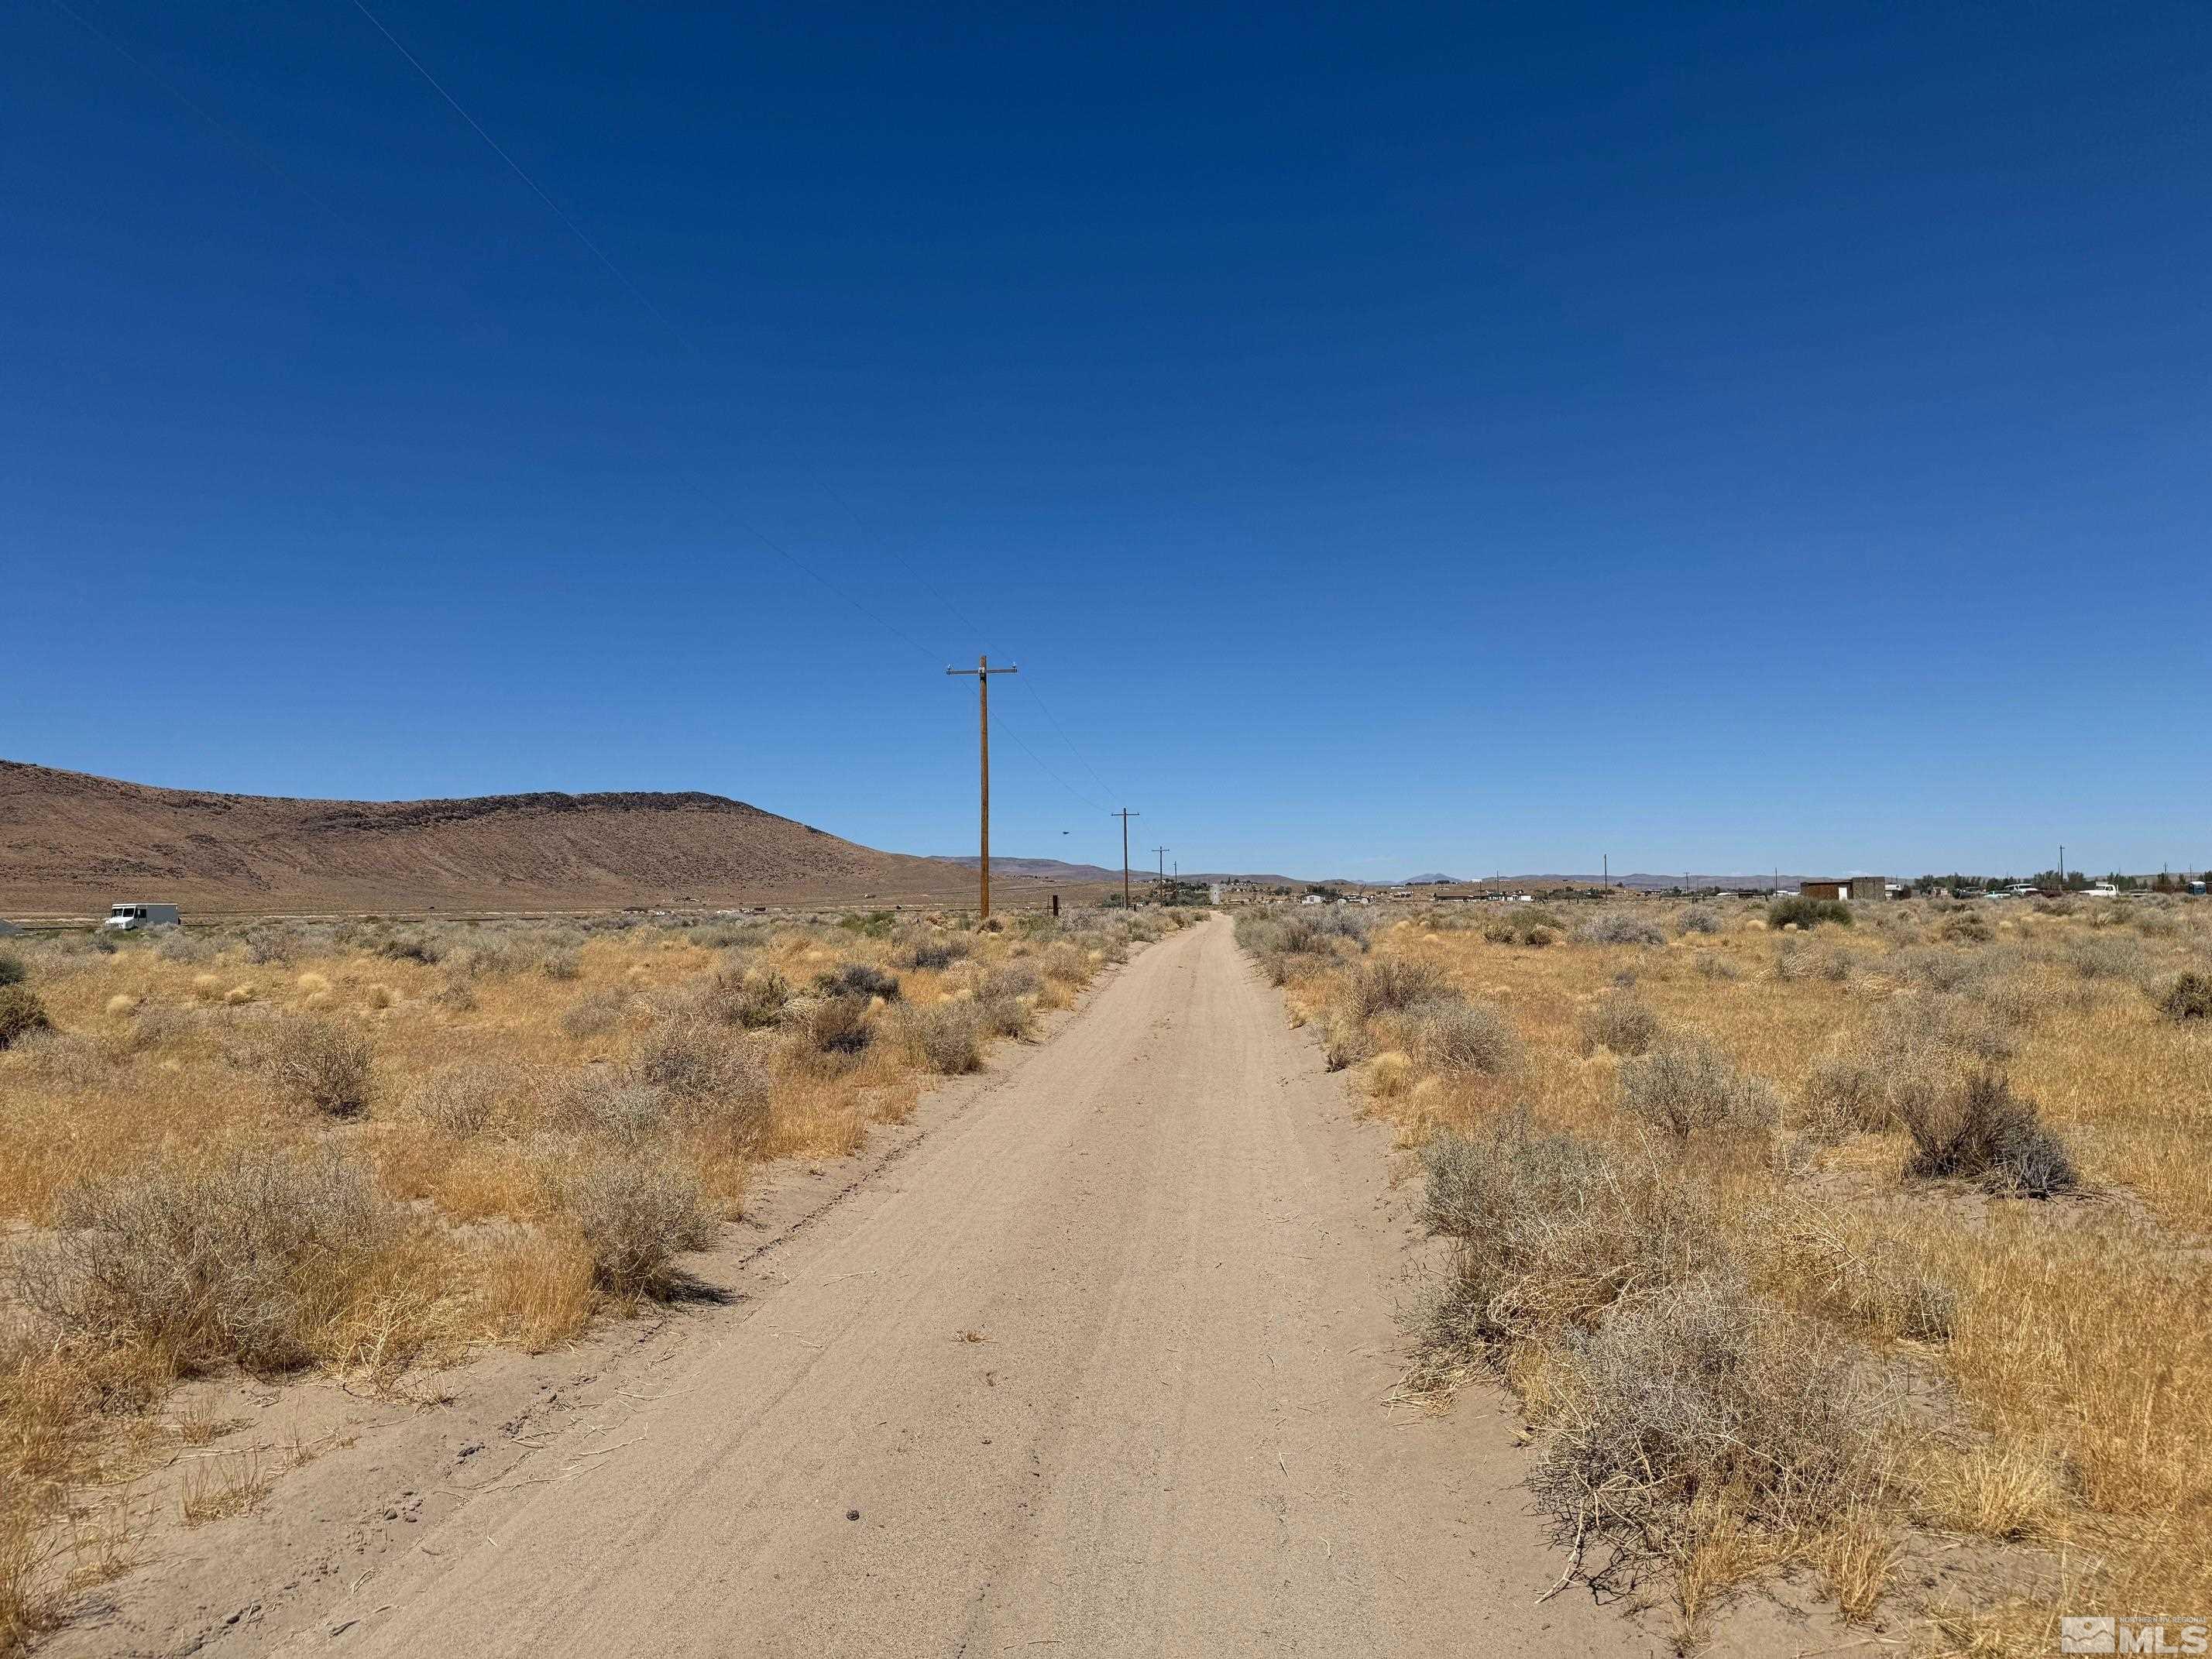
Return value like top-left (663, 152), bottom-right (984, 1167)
top-left (103, 902), bottom-right (180, 931)
top-left (2083, 883), bottom-right (2121, 899)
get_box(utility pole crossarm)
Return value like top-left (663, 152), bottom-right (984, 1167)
top-left (945, 655), bottom-right (1020, 919)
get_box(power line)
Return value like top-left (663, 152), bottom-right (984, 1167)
top-left (1018, 673), bottom-right (1118, 805)
top-left (344, 0), bottom-right (699, 356)
top-left (342, 1), bottom-right (1128, 819)
top-left (45, 0), bottom-right (363, 235)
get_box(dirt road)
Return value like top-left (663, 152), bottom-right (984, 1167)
top-left (324, 916), bottom-right (1641, 1657)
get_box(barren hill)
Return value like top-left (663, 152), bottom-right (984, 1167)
top-left (0, 760), bottom-right (1072, 916)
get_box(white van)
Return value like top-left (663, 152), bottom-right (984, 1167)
top-left (103, 902), bottom-right (180, 932)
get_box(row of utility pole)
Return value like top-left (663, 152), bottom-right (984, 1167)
top-left (950, 654), bottom-right (1159, 920)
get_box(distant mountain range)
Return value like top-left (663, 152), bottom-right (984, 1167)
top-left (0, 761), bottom-right (1092, 915)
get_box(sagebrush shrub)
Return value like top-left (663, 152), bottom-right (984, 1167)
top-left (895, 936), bottom-right (971, 971)
top-left (803, 994), bottom-right (874, 1056)
top-left (815, 962), bottom-right (900, 1002)
top-left (1619, 1038), bottom-right (1781, 1138)
top-left (0, 952), bottom-right (28, 987)
top-left (406, 1059), bottom-right (523, 1137)
top-left (1769, 896), bottom-right (1852, 930)
top-left (2155, 970), bottom-right (2212, 1022)
top-left (556, 1151), bottom-right (715, 1299)
top-left (1577, 991), bottom-right (1662, 1056)
top-left (1575, 912), bottom-right (1666, 947)
top-left (629, 1016), bottom-right (771, 1107)
top-left (1899, 1070), bottom-right (2077, 1197)
top-left (261, 1015), bottom-right (374, 1115)
top-left (1417, 1113), bottom-right (1719, 1355)
top-left (1408, 998), bottom-right (1521, 1075)
top-left (1529, 1276), bottom-right (1894, 1555)
top-left (1347, 956), bottom-right (1452, 1018)
top-left (1676, 905), bottom-right (1722, 936)
top-left (0, 986), bottom-right (50, 1050)
top-left (1938, 908), bottom-right (1993, 943)
top-left (697, 966), bottom-right (791, 1029)
top-left (899, 1000), bottom-right (985, 1073)
top-left (7, 1143), bottom-right (398, 1372)
top-left (560, 988), bottom-right (627, 1039)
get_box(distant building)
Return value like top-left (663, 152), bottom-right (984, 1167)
top-left (1799, 878), bottom-right (1889, 902)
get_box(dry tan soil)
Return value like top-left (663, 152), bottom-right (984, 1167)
top-left (53, 918), bottom-right (1838, 1657)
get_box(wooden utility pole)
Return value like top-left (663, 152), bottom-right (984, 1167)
top-left (1111, 809), bottom-right (1139, 910)
top-left (945, 654), bottom-right (1018, 919)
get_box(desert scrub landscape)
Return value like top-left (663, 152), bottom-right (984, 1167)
top-left (1237, 893), bottom-right (2212, 1654)
top-left (0, 903), bottom-right (1195, 1650)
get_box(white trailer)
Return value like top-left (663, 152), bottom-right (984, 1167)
top-left (103, 902), bottom-right (180, 932)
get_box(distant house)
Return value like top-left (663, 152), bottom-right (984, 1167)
top-left (1799, 878), bottom-right (1889, 903)
top-left (1300, 893), bottom-right (1325, 906)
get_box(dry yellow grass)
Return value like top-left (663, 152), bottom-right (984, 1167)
top-left (1241, 894), bottom-right (2212, 1650)
top-left (0, 904), bottom-right (1194, 1650)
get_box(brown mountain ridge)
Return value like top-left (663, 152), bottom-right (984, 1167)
top-left (0, 759), bottom-right (1068, 915)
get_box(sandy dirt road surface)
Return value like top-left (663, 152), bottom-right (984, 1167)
top-left (311, 916), bottom-right (1657, 1657)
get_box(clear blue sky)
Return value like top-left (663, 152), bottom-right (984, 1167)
top-left (5, 2), bottom-right (2207, 881)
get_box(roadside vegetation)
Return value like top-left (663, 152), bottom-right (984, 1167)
top-left (1238, 893), bottom-right (2212, 1653)
top-left (0, 904), bottom-right (1195, 1649)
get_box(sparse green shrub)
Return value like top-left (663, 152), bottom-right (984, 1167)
top-left (1618, 1038), bottom-right (1781, 1138)
top-left (1769, 896), bottom-right (1852, 930)
top-left (1577, 991), bottom-right (1662, 1056)
top-left (1898, 1070), bottom-right (2077, 1197)
top-left (1677, 905), bottom-right (1722, 936)
top-left (538, 948), bottom-right (582, 981)
top-left (0, 986), bottom-right (50, 1050)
